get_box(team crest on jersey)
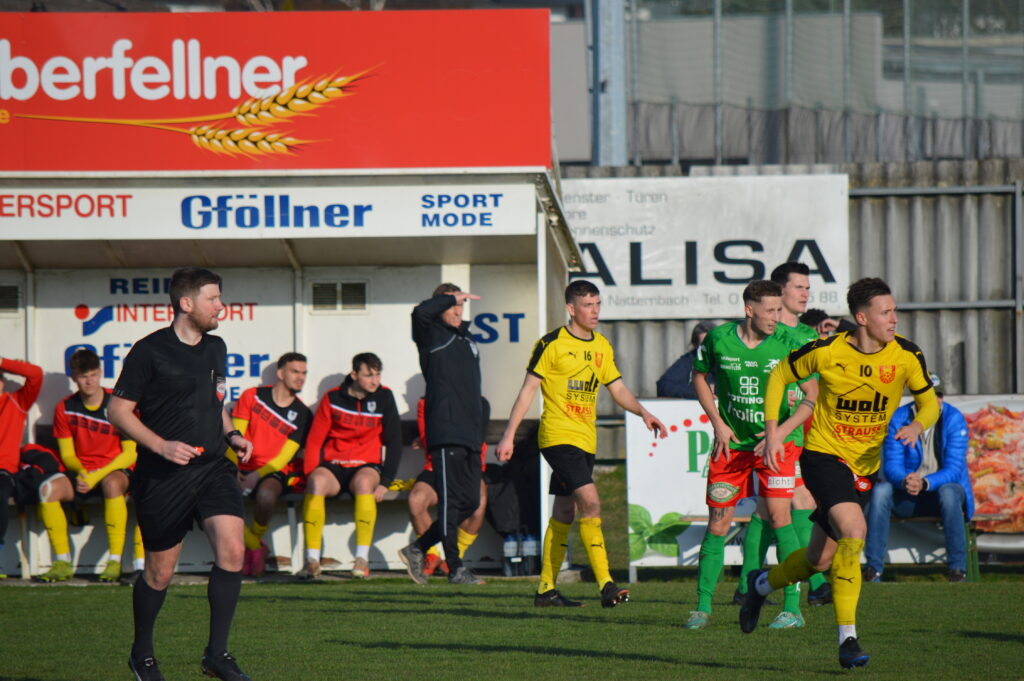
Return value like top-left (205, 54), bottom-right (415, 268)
top-left (215, 375), bottom-right (226, 402)
top-left (878, 365), bottom-right (896, 384)
top-left (707, 482), bottom-right (741, 502)
top-left (468, 338), bottom-right (479, 358)
top-left (287, 410), bottom-right (298, 422)
top-left (366, 401), bottom-right (377, 412)
top-left (594, 352), bottom-right (603, 368)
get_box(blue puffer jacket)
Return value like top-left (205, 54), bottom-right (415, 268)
top-left (882, 401), bottom-right (975, 519)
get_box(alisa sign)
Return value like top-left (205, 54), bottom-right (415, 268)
top-left (0, 11), bottom-right (551, 172)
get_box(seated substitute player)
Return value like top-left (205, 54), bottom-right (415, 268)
top-left (740, 277), bottom-right (939, 670)
top-left (408, 396), bottom-right (490, 576)
top-left (686, 280), bottom-right (817, 630)
top-left (496, 280), bottom-right (667, 608)
top-left (0, 356), bottom-right (43, 576)
top-left (300, 352), bottom-right (402, 579)
top-left (36, 348), bottom-right (143, 583)
top-left (228, 352), bottom-right (312, 577)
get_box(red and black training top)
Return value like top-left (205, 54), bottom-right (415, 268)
top-left (304, 376), bottom-right (403, 486)
top-left (53, 388), bottom-right (130, 471)
top-left (232, 386), bottom-right (312, 472)
top-left (0, 358), bottom-right (43, 473)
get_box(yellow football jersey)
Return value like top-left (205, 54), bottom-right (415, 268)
top-left (526, 327), bottom-right (622, 454)
top-left (765, 332), bottom-right (939, 475)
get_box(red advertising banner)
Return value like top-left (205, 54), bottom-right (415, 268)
top-left (0, 10), bottom-right (551, 172)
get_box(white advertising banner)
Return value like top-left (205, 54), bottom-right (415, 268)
top-left (561, 175), bottom-right (850, 320)
top-left (625, 398), bottom-right (754, 567)
top-left (32, 268), bottom-right (296, 425)
top-left (0, 184), bottom-right (536, 240)
top-left (626, 396), bottom-right (1024, 570)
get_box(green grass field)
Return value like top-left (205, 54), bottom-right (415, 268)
top-left (3, 465), bottom-right (1022, 681)
top-left (0, 578), bottom-right (1022, 680)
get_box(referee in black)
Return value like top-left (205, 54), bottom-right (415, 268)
top-left (109, 267), bottom-right (254, 681)
top-left (399, 283), bottom-right (485, 585)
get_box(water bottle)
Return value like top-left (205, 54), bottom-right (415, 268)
top-left (503, 533), bottom-right (523, 577)
top-left (522, 533), bottom-right (539, 575)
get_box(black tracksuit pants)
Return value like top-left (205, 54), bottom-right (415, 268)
top-left (416, 446), bottom-right (481, 572)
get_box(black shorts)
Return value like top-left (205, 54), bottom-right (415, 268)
top-left (542, 444), bottom-right (595, 496)
top-left (319, 462), bottom-right (381, 497)
top-left (253, 470), bottom-right (288, 493)
top-left (133, 455), bottom-right (244, 552)
top-left (801, 449), bottom-right (876, 541)
top-left (61, 469), bottom-right (132, 502)
top-left (415, 468), bottom-right (436, 488)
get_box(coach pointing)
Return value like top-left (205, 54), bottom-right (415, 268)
top-left (109, 267), bottom-right (255, 681)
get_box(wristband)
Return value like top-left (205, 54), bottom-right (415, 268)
top-left (799, 398), bottom-right (816, 410)
top-left (225, 429), bottom-right (243, 446)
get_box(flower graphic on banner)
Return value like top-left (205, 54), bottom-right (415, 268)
top-left (628, 504), bottom-right (690, 561)
top-left (13, 69), bottom-right (371, 158)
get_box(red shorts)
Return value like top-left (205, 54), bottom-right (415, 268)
top-left (706, 441), bottom-right (800, 508)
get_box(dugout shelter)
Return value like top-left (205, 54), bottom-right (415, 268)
top-left (0, 9), bottom-right (578, 577)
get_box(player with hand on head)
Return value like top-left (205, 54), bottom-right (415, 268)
top-left (496, 280), bottom-right (666, 608)
top-left (686, 280), bottom-right (817, 630)
top-left (740, 277), bottom-right (939, 670)
top-left (299, 352), bottom-right (402, 580)
top-left (109, 267), bottom-right (256, 681)
top-left (36, 348), bottom-right (144, 583)
top-left (399, 284), bottom-right (488, 587)
top-left (229, 352), bottom-right (311, 578)
top-left (0, 355), bottom-right (43, 578)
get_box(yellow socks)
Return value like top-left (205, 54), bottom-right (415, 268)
top-left (354, 494), bottom-right (377, 549)
top-left (426, 543), bottom-right (442, 558)
top-left (537, 519), bottom-right (570, 594)
top-left (302, 494), bottom-right (325, 552)
top-left (768, 546), bottom-right (818, 591)
top-left (133, 525), bottom-right (145, 568)
top-left (579, 516), bottom-right (612, 590)
top-left (457, 529), bottom-right (477, 558)
top-left (104, 495), bottom-right (128, 558)
top-left (243, 521), bottom-right (268, 551)
top-left (39, 501), bottom-right (70, 559)
top-left (830, 538), bottom-right (864, 626)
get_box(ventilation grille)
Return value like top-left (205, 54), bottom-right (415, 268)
top-left (0, 286), bottom-right (19, 313)
top-left (311, 281), bottom-right (367, 312)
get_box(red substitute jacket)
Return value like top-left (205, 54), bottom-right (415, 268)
top-left (0, 358), bottom-right (43, 473)
top-left (304, 376), bottom-right (403, 485)
top-left (53, 388), bottom-right (128, 471)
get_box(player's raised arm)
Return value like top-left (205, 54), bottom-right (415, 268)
top-left (495, 372), bottom-right (542, 461)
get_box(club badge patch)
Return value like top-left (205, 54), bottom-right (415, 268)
top-left (707, 482), bottom-right (741, 503)
top-left (878, 365), bottom-right (896, 384)
top-left (367, 401), bottom-right (376, 412)
top-left (215, 375), bottom-right (226, 402)
top-left (594, 352), bottom-right (603, 368)
top-left (287, 410), bottom-right (298, 422)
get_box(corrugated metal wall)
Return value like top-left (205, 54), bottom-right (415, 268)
top-left (563, 159), bottom-right (1024, 425)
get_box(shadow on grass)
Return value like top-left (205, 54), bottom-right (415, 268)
top-left (314, 604), bottom-right (671, 627)
top-left (335, 640), bottom-right (770, 670)
top-left (959, 630), bottom-right (1024, 644)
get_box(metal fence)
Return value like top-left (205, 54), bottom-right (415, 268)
top-left (619, 1), bottom-right (1024, 165)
